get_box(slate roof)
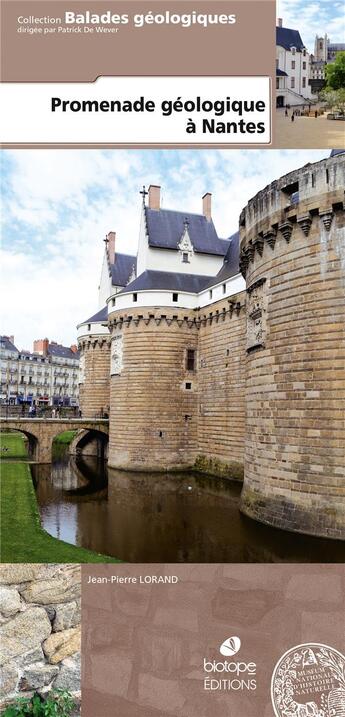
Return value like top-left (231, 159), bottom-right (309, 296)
top-left (48, 344), bottom-right (79, 360)
top-left (84, 306), bottom-right (108, 323)
top-left (119, 270), bottom-right (213, 294)
top-left (276, 26), bottom-right (305, 51)
top-left (145, 207), bottom-right (230, 256)
top-left (204, 232), bottom-right (240, 287)
top-left (276, 68), bottom-right (288, 76)
top-left (330, 149), bottom-right (345, 157)
top-left (111, 253), bottom-right (137, 287)
top-left (0, 336), bottom-right (18, 353)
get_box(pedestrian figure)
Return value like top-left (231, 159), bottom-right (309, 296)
top-left (78, 409), bottom-right (82, 418)
top-left (291, 113), bottom-right (295, 122)
top-left (285, 108), bottom-right (288, 117)
top-left (52, 408), bottom-right (56, 418)
top-left (315, 110), bottom-right (318, 118)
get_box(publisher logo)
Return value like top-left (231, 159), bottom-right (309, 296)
top-left (220, 636), bottom-right (241, 657)
top-left (203, 637), bottom-right (257, 692)
top-left (271, 642), bottom-right (345, 717)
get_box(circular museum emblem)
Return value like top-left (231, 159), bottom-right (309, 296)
top-left (271, 643), bottom-right (345, 717)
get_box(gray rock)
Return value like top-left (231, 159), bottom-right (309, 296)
top-left (54, 654), bottom-right (80, 691)
top-left (45, 606), bottom-right (56, 622)
top-left (19, 664), bottom-right (59, 691)
top-left (0, 608), bottom-right (52, 666)
top-left (52, 600), bottom-right (81, 632)
top-left (0, 661), bottom-right (18, 699)
top-left (18, 647), bottom-right (45, 666)
top-left (0, 587), bottom-right (21, 617)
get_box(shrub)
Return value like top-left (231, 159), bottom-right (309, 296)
top-left (2, 690), bottom-right (76, 717)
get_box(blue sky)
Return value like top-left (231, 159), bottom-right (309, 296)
top-left (1, 149), bottom-right (327, 350)
top-left (277, 0), bottom-right (345, 51)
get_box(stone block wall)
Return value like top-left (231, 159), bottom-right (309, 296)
top-left (108, 309), bottom-right (199, 471)
top-left (239, 154), bottom-right (345, 539)
top-left (197, 293), bottom-right (246, 480)
top-left (78, 339), bottom-right (110, 418)
top-left (0, 564), bottom-right (81, 712)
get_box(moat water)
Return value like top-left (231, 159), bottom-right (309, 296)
top-left (31, 446), bottom-right (345, 562)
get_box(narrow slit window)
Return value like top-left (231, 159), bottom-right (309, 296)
top-left (185, 382), bottom-right (192, 390)
top-left (172, 293), bottom-right (178, 302)
top-left (186, 349), bottom-right (196, 371)
top-left (133, 293), bottom-right (138, 302)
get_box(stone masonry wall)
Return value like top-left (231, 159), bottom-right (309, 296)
top-left (78, 340), bottom-right (110, 419)
top-left (239, 154), bottom-right (345, 539)
top-left (108, 308), bottom-right (199, 471)
top-left (0, 564), bottom-right (81, 712)
top-left (197, 293), bottom-right (246, 480)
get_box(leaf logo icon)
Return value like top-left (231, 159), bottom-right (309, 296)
top-left (220, 636), bottom-right (241, 656)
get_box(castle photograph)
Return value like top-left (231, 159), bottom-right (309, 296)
top-left (1, 148), bottom-right (345, 564)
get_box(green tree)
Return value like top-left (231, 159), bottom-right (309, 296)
top-left (325, 52), bottom-right (345, 90)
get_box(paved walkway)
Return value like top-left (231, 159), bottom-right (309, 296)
top-left (275, 111), bottom-right (345, 148)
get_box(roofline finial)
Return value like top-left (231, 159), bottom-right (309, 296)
top-left (140, 185), bottom-right (148, 206)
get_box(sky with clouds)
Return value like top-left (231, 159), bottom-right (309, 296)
top-left (0, 149), bottom-right (329, 351)
top-left (277, 0), bottom-right (345, 51)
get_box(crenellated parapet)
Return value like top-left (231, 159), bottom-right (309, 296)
top-left (108, 300), bottom-right (245, 333)
top-left (239, 153), bottom-right (344, 278)
top-left (78, 336), bottom-right (110, 352)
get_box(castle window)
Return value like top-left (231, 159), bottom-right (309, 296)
top-left (132, 293), bottom-right (137, 302)
top-left (182, 252), bottom-right (189, 263)
top-left (326, 168), bottom-right (329, 184)
top-left (312, 173), bottom-right (316, 187)
top-left (302, 77), bottom-right (306, 88)
top-left (291, 60), bottom-right (295, 69)
top-left (209, 289), bottom-right (213, 300)
top-left (186, 349), bottom-right (196, 371)
top-left (303, 61), bottom-right (306, 70)
top-left (112, 298), bottom-right (116, 306)
top-left (291, 77), bottom-right (295, 88)
top-left (185, 382), bottom-right (192, 390)
top-left (222, 283), bottom-right (226, 294)
top-left (291, 47), bottom-right (296, 55)
top-left (87, 324), bottom-right (91, 331)
top-left (172, 293), bottom-right (178, 302)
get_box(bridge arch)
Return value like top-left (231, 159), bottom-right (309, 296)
top-left (0, 419), bottom-right (109, 463)
top-left (1, 428), bottom-right (39, 460)
top-left (69, 428), bottom-right (108, 460)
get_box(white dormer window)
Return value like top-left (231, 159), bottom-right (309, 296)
top-left (178, 219), bottom-right (194, 264)
top-left (291, 47), bottom-right (296, 55)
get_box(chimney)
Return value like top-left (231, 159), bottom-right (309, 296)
top-left (202, 192), bottom-right (212, 221)
top-left (277, 18), bottom-right (283, 27)
top-left (148, 185), bottom-right (161, 210)
top-left (107, 231), bottom-right (115, 265)
top-left (33, 338), bottom-right (49, 355)
top-left (70, 344), bottom-right (78, 354)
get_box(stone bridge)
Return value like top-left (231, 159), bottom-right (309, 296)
top-left (0, 418), bottom-right (109, 463)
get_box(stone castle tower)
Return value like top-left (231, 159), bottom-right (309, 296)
top-left (77, 152), bottom-right (345, 540)
top-left (239, 151), bottom-right (345, 539)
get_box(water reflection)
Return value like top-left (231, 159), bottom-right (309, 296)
top-left (32, 448), bottom-right (345, 563)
